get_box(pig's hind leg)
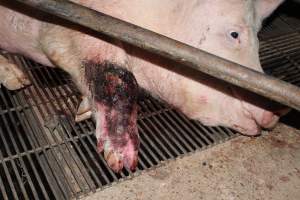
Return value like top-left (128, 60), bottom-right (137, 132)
top-left (0, 54), bottom-right (30, 90)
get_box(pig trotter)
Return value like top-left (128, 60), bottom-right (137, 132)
top-left (0, 55), bottom-right (30, 90)
top-left (85, 62), bottom-right (139, 172)
top-left (75, 96), bottom-right (92, 122)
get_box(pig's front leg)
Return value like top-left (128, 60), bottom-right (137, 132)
top-left (40, 27), bottom-right (94, 122)
top-left (0, 54), bottom-right (30, 90)
top-left (85, 62), bottom-right (139, 172)
top-left (40, 27), bottom-right (139, 172)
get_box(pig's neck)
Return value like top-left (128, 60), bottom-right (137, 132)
top-left (127, 54), bottom-right (188, 112)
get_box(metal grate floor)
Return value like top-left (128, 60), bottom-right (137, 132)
top-left (1, 2), bottom-right (300, 200)
top-left (0, 54), bottom-right (238, 200)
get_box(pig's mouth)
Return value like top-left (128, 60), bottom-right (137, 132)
top-left (84, 61), bottom-right (139, 172)
top-left (231, 87), bottom-right (287, 135)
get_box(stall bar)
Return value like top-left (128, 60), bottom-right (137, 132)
top-left (13, 0), bottom-right (300, 111)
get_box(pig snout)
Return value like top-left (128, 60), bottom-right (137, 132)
top-left (234, 88), bottom-right (290, 134)
top-left (247, 102), bottom-right (290, 130)
top-left (85, 62), bottom-right (139, 172)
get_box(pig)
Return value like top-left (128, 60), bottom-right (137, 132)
top-left (0, 0), bottom-right (286, 172)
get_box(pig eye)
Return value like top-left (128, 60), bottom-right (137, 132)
top-left (230, 31), bottom-right (239, 39)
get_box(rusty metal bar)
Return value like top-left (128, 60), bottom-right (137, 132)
top-left (12, 0), bottom-right (300, 111)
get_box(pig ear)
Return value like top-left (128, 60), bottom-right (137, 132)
top-left (255, 0), bottom-right (285, 21)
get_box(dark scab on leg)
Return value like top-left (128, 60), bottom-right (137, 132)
top-left (84, 61), bottom-right (138, 107)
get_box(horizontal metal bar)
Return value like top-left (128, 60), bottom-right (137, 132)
top-left (12, 0), bottom-right (300, 111)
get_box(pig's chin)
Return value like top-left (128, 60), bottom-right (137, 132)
top-left (187, 110), bottom-right (263, 136)
top-left (176, 91), bottom-right (277, 136)
top-left (189, 99), bottom-right (282, 136)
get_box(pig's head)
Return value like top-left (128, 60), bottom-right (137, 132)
top-left (173, 0), bottom-right (287, 135)
top-left (129, 0), bottom-right (287, 135)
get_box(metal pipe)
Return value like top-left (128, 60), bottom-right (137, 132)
top-left (13, 0), bottom-right (300, 111)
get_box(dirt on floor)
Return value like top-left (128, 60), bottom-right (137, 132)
top-left (82, 123), bottom-right (300, 200)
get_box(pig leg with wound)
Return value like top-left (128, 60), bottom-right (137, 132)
top-left (38, 25), bottom-right (139, 172)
